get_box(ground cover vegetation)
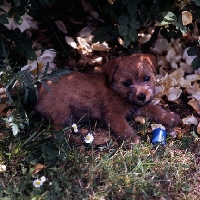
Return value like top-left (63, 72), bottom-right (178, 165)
top-left (1, 0), bottom-right (200, 199)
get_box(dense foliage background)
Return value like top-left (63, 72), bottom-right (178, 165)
top-left (1, 0), bottom-right (200, 199)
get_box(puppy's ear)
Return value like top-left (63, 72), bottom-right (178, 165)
top-left (104, 58), bottom-right (119, 82)
top-left (145, 54), bottom-right (157, 73)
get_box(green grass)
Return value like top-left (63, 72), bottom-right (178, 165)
top-left (0, 122), bottom-right (200, 200)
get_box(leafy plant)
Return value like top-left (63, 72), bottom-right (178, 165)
top-left (92, 0), bottom-right (200, 52)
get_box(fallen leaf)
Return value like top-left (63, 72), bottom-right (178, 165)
top-left (182, 47), bottom-right (197, 65)
top-left (179, 77), bottom-right (192, 88)
top-left (138, 33), bottom-right (151, 44)
top-left (166, 47), bottom-right (182, 68)
top-left (151, 124), bottom-right (166, 130)
top-left (65, 36), bottom-right (77, 49)
top-left (169, 131), bottom-right (177, 138)
top-left (186, 82), bottom-right (200, 100)
top-left (92, 42), bottom-right (110, 51)
top-left (108, 0), bottom-right (115, 4)
top-left (182, 115), bottom-right (198, 125)
top-left (79, 26), bottom-right (94, 38)
top-left (188, 98), bottom-right (200, 114)
top-left (180, 62), bottom-right (193, 73)
top-left (32, 163), bottom-right (46, 174)
top-left (197, 122), bottom-right (200, 135)
top-left (77, 37), bottom-right (92, 53)
top-left (134, 116), bottom-right (146, 124)
top-left (88, 56), bottom-right (103, 65)
top-left (151, 38), bottom-right (169, 54)
top-left (182, 11), bottom-right (192, 25)
top-left (55, 20), bottom-right (67, 34)
top-left (166, 87), bottom-right (182, 101)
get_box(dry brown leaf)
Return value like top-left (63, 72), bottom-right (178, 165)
top-left (65, 36), bottom-right (77, 49)
top-left (92, 132), bottom-right (111, 146)
top-left (151, 38), bottom-right (169, 54)
top-left (197, 123), bottom-right (200, 135)
top-left (183, 47), bottom-right (197, 65)
top-left (151, 124), bottom-right (166, 130)
top-left (186, 82), bottom-right (200, 100)
top-left (188, 98), bottom-right (200, 114)
top-left (182, 11), bottom-right (192, 25)
top-left (79, 26), bottom-right (94, 38)
top-left (108, 0), bottom-right (115, 4)
top-left (134, 116), bottom-right (146, 124)
top-left (166, 87), bottom-right (182, 102)
top-left (54, 20), bottom-right (67, 34)
top-left (92, 42), bottom-right (110, 51)
top-left (182, 115), bottom-right (198, 125)
top-left (32, 163), bottom-right (46, 174)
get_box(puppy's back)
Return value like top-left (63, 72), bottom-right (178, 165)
top-left (35, 72), bottom-right (108, 124)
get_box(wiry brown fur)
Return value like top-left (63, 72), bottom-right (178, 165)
top-left (35, 54), bottom-right (181, 145)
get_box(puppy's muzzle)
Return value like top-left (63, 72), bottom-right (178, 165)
top-left (137, 93), bottom-right (146, 102)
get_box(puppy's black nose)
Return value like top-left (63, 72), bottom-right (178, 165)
top-left (137, 93), bottom-right (146, 101)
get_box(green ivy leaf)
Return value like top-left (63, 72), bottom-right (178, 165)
top-left (0, 14), bottom-right (9, 25)
top-left (8, 7), bottom-right (25, 17)
top-left (162, 12), bottom-right (177, 22)
top-left (39, 0), bottom-right (56, 6)
top-left (191, 57), bottom-right (200, 70)
top-left (121, 0), bottom-right (129, 6)
top-left (110, 9), bottom-right (117, 20)
top-left (102, 4), bottom-right (111, 13)
top-left (155, 13), bottom-right (163, 23)
top-left (118, 25), bottom-right (128, 36)
top-left (187, 47), bottom-right (197, 56)
top-left (92, 27), bottom-right (111, 43)
top-left (25, 50), bottom-right (37, 61)
top-left (168, 30), bottom-right (176, 38)
top-left (128, 28), bottom-right (138, 42)
top-left (118, 15), bottom-right (129, 25)
top-left (175, 22), bottom-right (187, 34)
top-left (123, 36), bottom-right (131, 47)
top-left (13, 0), bottom-right (21, 7)
top-left (129, 19), bottom-right (140, 29)
top-left (14, 14), bottom-right (23, 25)
top-left (127, 2), bottom-right (137, 16)
top-left (194, 0), bottom-right (200, 6)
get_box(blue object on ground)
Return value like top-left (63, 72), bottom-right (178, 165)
top-left (152, 128), bottom-right (167, 145)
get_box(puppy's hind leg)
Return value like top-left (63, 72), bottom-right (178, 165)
top-left (46, 107), bottom-right (71, 130)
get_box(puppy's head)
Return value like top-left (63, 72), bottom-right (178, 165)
top-left (105, 54), bottom-right (156, 106)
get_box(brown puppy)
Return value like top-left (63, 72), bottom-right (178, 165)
top-left (35, 54), bottom-right (181, 145)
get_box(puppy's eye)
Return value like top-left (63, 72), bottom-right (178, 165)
top-left (123, 81), bottom-right (131, 87)
top-left (144, 76), bottom-right (150, 82)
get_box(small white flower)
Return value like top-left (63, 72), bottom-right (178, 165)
top-left (33, 179), bottom-right (43, 188)
top-left (72, 123), bottom-right (78, 133)
top-left (84, 133), bottom-right (94, 143)
top-left (21, 49), bottom-right (56, 78)
top-left (40, 176), bottom-right (46, 182)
